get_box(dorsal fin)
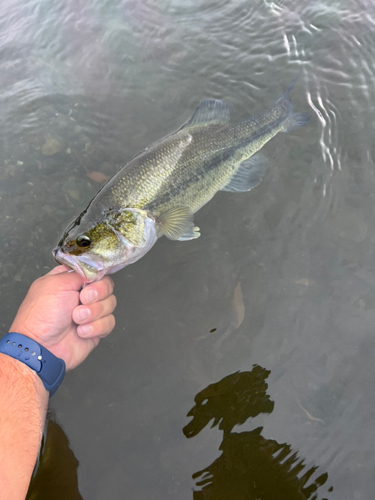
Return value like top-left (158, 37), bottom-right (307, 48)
top-left (179, 99), bottom-right (231, 131)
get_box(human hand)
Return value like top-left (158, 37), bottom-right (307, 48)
top-left (9, 266), bottom-right (116, 371)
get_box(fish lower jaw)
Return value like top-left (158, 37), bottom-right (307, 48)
top-left (53, 250), bottom-right (102, 283)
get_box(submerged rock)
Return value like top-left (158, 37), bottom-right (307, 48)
top-left (42, 137), bottom-right (64, 156)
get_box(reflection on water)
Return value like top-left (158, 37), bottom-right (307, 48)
top-left (184, 367), bottom-right (274, 438)
top-left (26, 412), bottom-right (82, 500)
top-left (184, 368), bottom-right (332, 500)
top-left (2, 0), bottom-right (375, 498)
top-left (29, 368), bottom-right (332, 500)
top-left (192, 431), bottom-right (329, 500)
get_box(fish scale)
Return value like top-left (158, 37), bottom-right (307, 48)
top-left (53, 76), bottom-right (310, 283)
top-left (144, 103), bottom-right (290, 214)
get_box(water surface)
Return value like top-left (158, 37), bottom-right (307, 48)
top-left (1, 0), bottom-right (375, 498)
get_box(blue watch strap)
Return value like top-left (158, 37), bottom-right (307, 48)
top-left (0, 333), bottom-right (65, 397)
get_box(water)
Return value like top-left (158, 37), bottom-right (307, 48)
top-left (1, 0), bottom-right (375, 498)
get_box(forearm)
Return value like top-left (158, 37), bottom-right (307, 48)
top-left (0, 353), bottom-right (48, 500)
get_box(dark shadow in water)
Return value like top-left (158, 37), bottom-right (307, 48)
top-left (27, 367), bottom-right (332, 499)
top-left (26, 412), bottom-right (83, 500)
top-left (184, 366), bottom-right (274, 439)
top-left (183, 366), bottom-right (333, 500)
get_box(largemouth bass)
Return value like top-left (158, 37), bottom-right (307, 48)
top-left (53, 76), bottom-right (309, 283)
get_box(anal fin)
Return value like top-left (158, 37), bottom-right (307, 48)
top-left (220, 153), bottom-right (268, 193)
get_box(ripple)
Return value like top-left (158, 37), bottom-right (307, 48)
top-left (1, 3), bottom-right (375, 498)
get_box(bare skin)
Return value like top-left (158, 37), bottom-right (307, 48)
top-left (0, 265), bottom-right (117, 499)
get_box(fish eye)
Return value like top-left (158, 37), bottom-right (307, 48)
top-left (77, 235), bottom-right (91, 248)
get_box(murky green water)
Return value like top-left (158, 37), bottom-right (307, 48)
top-left (1, 0), bottom-right (375, 498)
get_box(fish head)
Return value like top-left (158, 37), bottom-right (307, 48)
top-left (53, 208), bottom-right (158, 283)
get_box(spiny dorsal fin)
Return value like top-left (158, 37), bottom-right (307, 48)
top-left (179, 99), bottom-right (231, 131)
top-left (159, 206), bottom-right (200, 240)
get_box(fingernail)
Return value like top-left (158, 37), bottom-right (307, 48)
top-left (77, 308), bottom-right (90, 322)
top-left (85, 290), bottom-right (98, 303)
top-left (79, 324), bottom-right (93, 336)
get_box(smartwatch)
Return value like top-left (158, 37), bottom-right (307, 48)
top-left (0, 332), bottom-right (65, 397)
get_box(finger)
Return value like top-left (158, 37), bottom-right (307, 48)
top-left (46, 265), bottom-right (71, 276)
top-left (31, 265), bottom-right (84, 298)
top-left (77, 314), bottom-right (116, 338)
top-left (47, 268), bottom-right (85, 293)
top-left (80, 276), bottom-right (114, 305)
top-left (73, 294), bottom-right (117, 324)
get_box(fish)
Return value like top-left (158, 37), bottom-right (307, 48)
top-left (53, 75), bottom-right (309, 283)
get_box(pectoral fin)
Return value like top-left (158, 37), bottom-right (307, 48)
top-left (221, 153), bottom-right (268, 193)
top-left (159, 207), bottom-right (200, 241)
top-left (176, 225), bottom-right (200, 241)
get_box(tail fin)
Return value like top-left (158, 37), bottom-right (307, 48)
top-left (277, 70), bottom-right (310, 132)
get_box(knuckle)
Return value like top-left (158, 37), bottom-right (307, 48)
top-left (31, 278), bottom-right (43, 292)
top-left (98, 278), bottom-right (110, 298)
top-left (106, 314), bottom-right (115, 330)
top-left (110, 314), bottom-right (116, 328)
top-left (93, 302), bottom-right (103, 319)
top-left (110, 294), bottom-right (117, 310)
top-left (106, 315), bottom-right (116, 334)
top-left (96, 296), bottom-right (111, 318)
top-left (106, 277), bottom-right (114, 295)
top-left (95, 314), bottom-right (115, 338)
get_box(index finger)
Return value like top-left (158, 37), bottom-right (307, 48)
top-left (80, 276), bottom-right (114, 305)
top-left (36, 265), bottom-right (84, 293)
top-left (46, 265), bottom-right (71, 276)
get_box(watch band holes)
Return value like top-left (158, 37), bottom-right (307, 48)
top-left (31, 351), bottom-right (36, 356)
top-left (6, 340), bottom-right (10, 343)
top-left (24, 348), bottom-right (29, 352)
top-left (18, 344), bottom-right (22, 348)
top-left (12, 342), bottom-right (16, 345)
top-left (25, 357), bottom-right (30, 360)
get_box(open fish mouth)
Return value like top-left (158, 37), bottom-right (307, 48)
top-left (53, 247), bottom-right (104, 283)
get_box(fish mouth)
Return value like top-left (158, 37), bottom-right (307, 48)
top-left (52, 247), bottom-right (104, 283)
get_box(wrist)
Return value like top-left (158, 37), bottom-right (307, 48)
top-left (0, 333), bottom-right (66, 397)
top-left (0, 353), bottom-right (48, 436)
